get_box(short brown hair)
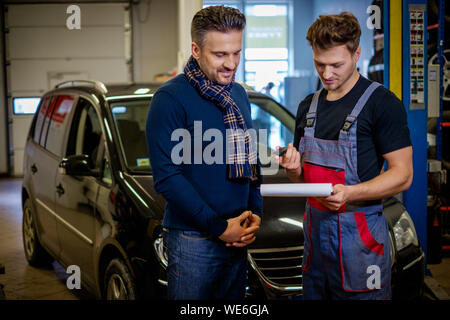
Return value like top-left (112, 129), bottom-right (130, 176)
top-left (191, 5), bottom-right (246, 47)
top-left (306, 12), bottom-right (361, 53)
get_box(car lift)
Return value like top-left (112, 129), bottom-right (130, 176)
top-left (385, 0), bottom-right (447, 300)
top-left (385, 0), bottom-right (428, 263)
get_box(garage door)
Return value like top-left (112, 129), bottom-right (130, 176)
top-left (5, 2), bottom-right (131, 176)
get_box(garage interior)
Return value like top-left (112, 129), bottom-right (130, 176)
top-left (0, 0), bottom-right (449, 301)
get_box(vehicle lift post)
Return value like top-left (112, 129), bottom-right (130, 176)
top-left (385, 0), bottom-right (428, 260)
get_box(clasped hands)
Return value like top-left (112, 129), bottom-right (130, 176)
top-left (219, 211), bottom-right (261, 247)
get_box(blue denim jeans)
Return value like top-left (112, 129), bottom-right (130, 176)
top-left (162, 229), bottom-right (248, 300)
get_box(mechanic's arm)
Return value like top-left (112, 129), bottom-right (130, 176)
top-left (321, 146), bottom-right (413, 211)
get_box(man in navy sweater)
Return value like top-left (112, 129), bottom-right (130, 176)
top-left (146, 6), bottom-right (262, 300)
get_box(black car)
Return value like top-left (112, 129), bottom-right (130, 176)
top-left (21, 80), bottom-right (425, 300)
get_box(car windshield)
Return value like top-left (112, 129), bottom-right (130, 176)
top-left (249, 95), bottom-right (295, 166)
top-left (110, 98), bottom-right (152, 173)
top-left (109, 94), bottom-right (295, 173)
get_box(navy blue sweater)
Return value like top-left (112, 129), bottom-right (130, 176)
top-left (146, 74), bottom-right (263, 237)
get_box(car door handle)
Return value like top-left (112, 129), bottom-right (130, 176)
top-left (56, 184), bottom-right (65, 196)
top-left (31, 164), bottom-right (38, 174)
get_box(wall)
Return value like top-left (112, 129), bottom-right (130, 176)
top-left (132, 0), bottom-right (179, 82)
top-left (0, 0), bottom-right (180, 175)
top-left (0, 8), bottom-right (7, 174)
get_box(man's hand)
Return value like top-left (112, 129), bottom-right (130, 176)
top-left (315, 184), bottom-right (352, 211)
top-left (274, 143), bottom-right (302, 182)
top-left (219, 211), bottom-right (260, 244)
top-left (226, 213), bottom-right (261, 247)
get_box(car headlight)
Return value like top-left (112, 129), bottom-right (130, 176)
top-left (153, 236), bottom-right (168, 268)
top-left (393, 211), bottom-right (419, 251)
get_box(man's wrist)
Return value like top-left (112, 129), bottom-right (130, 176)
top-left (286, 167), bottom-right (302, 182)
top-left (211, 218), bottom-right (229, 238)
top-left (346, 184), bottom-right (360, 202)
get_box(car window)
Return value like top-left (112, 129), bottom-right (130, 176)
top-left (66, 98), bottom-right (103, 168)
top-left (110, 99), bottom-right (150, 171)
top-left (45, 95), bottom-right (75, 156)
top-left (249, 96), bottom-right (294, 165)
top-left (102, 156), bottom-right (112, 185)
top-left (39, 97), bottom-right (59, 147)
top-left (33, 95), bottom-right (53, 143)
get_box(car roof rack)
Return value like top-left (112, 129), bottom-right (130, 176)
top-left (54, 80), bottom-right (108, 94)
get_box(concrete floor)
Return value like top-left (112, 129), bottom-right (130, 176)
top-left (0, 178), bottom-right (93, 300)
top-left (0, 177), bottom-right (449, 300)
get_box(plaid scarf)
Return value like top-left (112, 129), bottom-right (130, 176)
top-left (184, 56), bottom-right (258, 180)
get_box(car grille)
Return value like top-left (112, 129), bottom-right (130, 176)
top-left (248, 246), bottom-right (303, 293)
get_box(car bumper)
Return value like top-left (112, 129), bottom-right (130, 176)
top-left (392, 245), bottom-right (425, 299)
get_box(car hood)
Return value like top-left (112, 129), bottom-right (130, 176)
top-left (130, 173), bottom-right (405, 251)
top-left (249, 195), bottom-right (306, 250)
top-left (130, 171), bottom-right (306, 249)
top-left (249, 170), bottom-right (306, 250)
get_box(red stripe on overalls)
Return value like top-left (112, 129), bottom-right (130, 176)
top-left (353, 212), bottom-right (384, 256)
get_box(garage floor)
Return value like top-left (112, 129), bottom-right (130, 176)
top-left (1, 177), bottom-right (449, 300)
top-left (0, 178), bottom-right (93, 300)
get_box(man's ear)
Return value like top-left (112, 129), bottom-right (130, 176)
top-left (192, 42), bottom-right (201, 60)
top-left (353, 46), bottom-right (361, 62)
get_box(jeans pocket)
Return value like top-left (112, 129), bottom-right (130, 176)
top-left (180, 230), bottom-right (210, 241)
top-left (339, 211), bottom-right (389, 292)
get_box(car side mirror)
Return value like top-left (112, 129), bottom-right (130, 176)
top-left (59, 155), bottom-right (100, 177)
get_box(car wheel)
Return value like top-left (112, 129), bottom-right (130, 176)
top-left (22, 198), bottom-right (54, 267)
top-left (104, 258), bottom-right (136, 300)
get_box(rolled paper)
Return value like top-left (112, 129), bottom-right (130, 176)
top-left (260, 183), bottom-right (333, 197)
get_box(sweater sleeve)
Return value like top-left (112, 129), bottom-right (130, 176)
top-left (146, 90), bottom-right (228, 236)
top-left (248, 161), bottom-right (263, 218)
top-left (240, 85), bottom-right (263, 219)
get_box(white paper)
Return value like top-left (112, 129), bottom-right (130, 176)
top-left (260, 183), bottom-right (333, 197)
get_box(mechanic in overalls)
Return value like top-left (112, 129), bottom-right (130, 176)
top-left (276, 12), bottom-right (413, 299)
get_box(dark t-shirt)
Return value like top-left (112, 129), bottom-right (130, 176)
top-left (293, 75), bottom-right (411, 182)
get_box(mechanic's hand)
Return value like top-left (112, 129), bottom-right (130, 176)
top-left (315, 184), bottom-right (350, 212)
top-left (274, 144), bottom-right (302, 179)
top-left (226, 213), bottom-right (261, 247)
top-left (219, 211), bottom-right (259, 244)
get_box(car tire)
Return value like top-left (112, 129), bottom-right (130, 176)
top-left (104, 258), bottom-right (136, 300)
top-left (22, 198), bottom-right (54, 267)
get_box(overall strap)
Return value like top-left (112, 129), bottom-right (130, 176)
top-left (304, 88), bottom-right (323, 137)
top-left (340, 82), bottom-right (382, 134)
